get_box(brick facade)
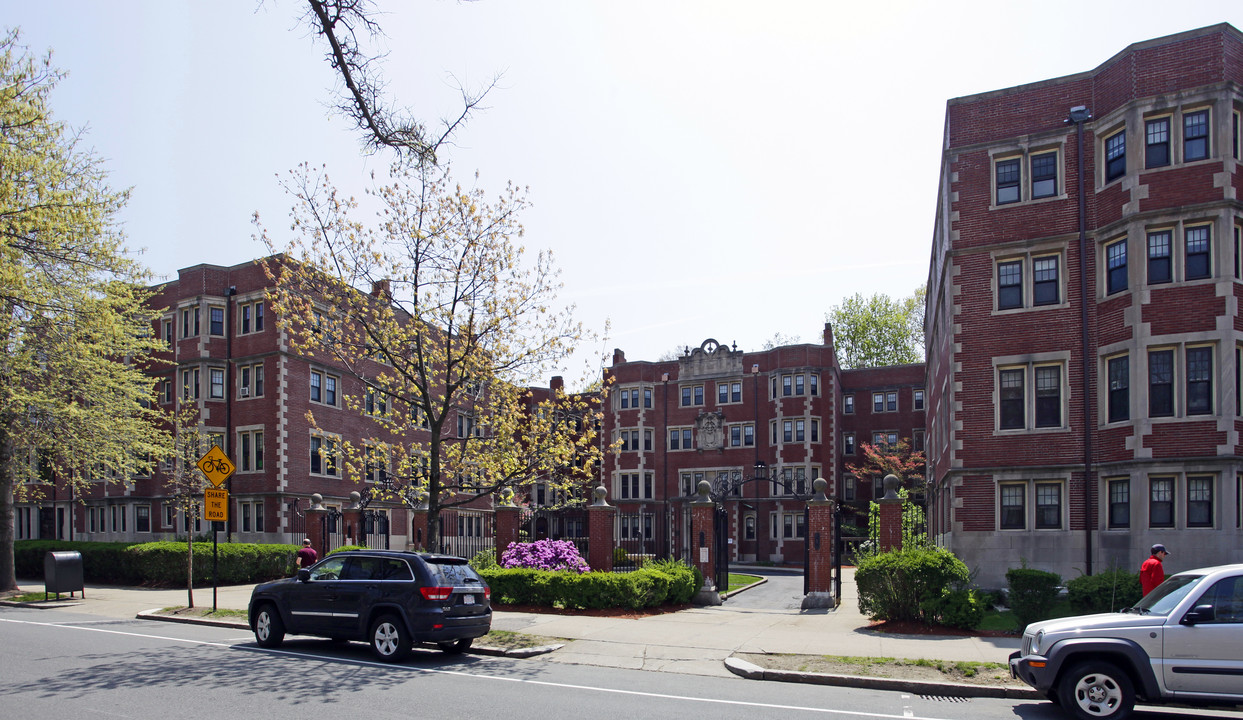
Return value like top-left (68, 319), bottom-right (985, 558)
top-left (927, 23), bottom-right (1243, 587)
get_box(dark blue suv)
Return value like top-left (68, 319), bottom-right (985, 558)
top-left (248, 550), bottom-right (491, 662)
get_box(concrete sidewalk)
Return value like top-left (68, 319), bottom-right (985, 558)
top-left (7, 569), bottom-right (1020, 678)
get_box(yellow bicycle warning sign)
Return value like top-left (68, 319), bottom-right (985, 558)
top-left (197, 445), bottom-right (235, 487)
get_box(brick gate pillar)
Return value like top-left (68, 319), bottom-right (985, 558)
top-left (408, 488), bottom-right (429, 551)
top-left (586, 485), bottom-right (616, 572)
top-left (878, 474), bottom-right (903, 552)
top-left (690, 480), bottom-right (722, 605)
top-left (305, 494), bottom-right (327, 559)
top-left (342, 491), bottom-right (362, 547)
top-left (801, 478), bottom-right (837, 609)
top-left (494, 488), bottom-right (521, 562)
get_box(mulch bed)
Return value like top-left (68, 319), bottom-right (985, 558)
top-left (492, 603), bottom-right (692, 619)
top-left (867, 619), bottom-right (1015, 637)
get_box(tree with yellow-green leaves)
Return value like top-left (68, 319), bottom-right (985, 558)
top-left (0, 31), bottom-right (171, 593)
top-left (256, 161), bottom-right (602, 552)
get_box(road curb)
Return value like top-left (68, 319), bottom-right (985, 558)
top-left (724, 657), bottom-right (1041, 700)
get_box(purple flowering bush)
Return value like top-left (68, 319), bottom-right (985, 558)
top-left (500, 539), bottom-right (590, 573)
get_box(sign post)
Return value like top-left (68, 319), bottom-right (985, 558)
top-left (198, 446), bottom-right (235, 611)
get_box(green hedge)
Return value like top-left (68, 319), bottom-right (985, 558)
top-left (1006, 567), bottom-right (1062, 630)
top-left (1067, 568), bottom-right (1142, 614)
top-left (478, 559), bottom-right (698, 610)
top-left (15, 539), bottom-right (299, 587)
top-left (854, 546), bottom-right (970, 623)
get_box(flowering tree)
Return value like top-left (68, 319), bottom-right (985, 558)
top-left (501, 539), bottom-right (589, 574)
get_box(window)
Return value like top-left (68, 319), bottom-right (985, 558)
top-left (1150, 477), bottom-right (1174, 528)
top-left (1105, 129), bottom-right (1126, 182)
top-left (1000, 484), bottom-right (1025, 529)
top-left (240, 302), bottom-right (264, 334)
top-left (912, 429), bottom-right (925, 452)
top-left (843, 433), bottom-right (855, 455)
top-left (181, 368), bottom-right (200, 400)
top-left (681, 385), bottom-right (703, 406)
top-left (162, 319), bottom-right (173, 345)
top-left (136, 505), bottom-right (151, 533)
top-left (182, 307), bottom-right (199, 338)
top-left (1185, 226), bottom-right (1211, 280)
top-left (456, 414), bottom-right (478, 438)
top-left (998, 260), bottom-right (1023, 309)
top-left (1033, 256), bottom-right (1059, 305)
top-left (913, 389), bottom-right (924, 411)
top-left (643, 387), bottom-right (652, 408)
top-left (1186, 346), bottom-right (1213, 415)
top-left (1149, 349), bottom-right (1174, 417)
top-left (717, 381), bottom-right (742, 404)
top-left (1106, 239), bottom-right (1127, 294)
top-left (1107, 478), bottom-right (1130, 528)
top-left (620, 388), bottom-right (638, 409)
top-left (644, 429), bottom-right (653, 451)
top-left (811, 419), bottom-right (819, 442)
top-left (162, 380), bottom-right (172, 404)
top-left (744, 515), bottom-right (756, 541)
top-left (365, 388), bottom-right (388, 417)
top-left (241, 502), bottom-right (252, 533)
top-left (872, 392), bottom-right (884, 413)
top-left (237, 429), bottom-right (263, 472)
top-left (310, 370), bottom-right (338, 406)
top-left (1147, 231), bottom-right (1172, 284)
top-left (1145, 117), bottom-right (1170, 168)
top-left (310, 435), bottom-right (339, 476)
top-left (1035, 482), bottom-right (1062, 529)
top-left (886, 392), bottom-right (897, 411)
top-left (999, 367), bottom-right (1025, 429)
top-left (1107, 355), bottom-right (1129, 422)
top-left (1187, 475), bottom-right (1213, 527)
top-left (995, 157), bottom-right (1020, 204)
top-left (1034, 366), bottom-right (1061, 428)
top-left (1183, 109), bottom-right (1209, 161)
top-left (240, 362), bottom-right (264, 398)
top-left (810, 374), bottom-right (819, 396)
top-left (669, 428), bottom-right (692, 450)
top-left (844, 394), bottom-right (854, 414)
top-left (1030, 151), bottom-right (1057, 198)
top-left (209, 307), bottom-right (224, 336)
top-left (209, 368), bottom-right (224, 399)
top-left (783, 375), bottom-right (793, 397)
top-left (364, 445), bottom-right (388, 485)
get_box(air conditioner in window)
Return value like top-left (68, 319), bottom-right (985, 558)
top-left (239, 387), bottom-right (250, 397)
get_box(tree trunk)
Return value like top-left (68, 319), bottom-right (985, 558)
top-left (0, 417), bottom-right (18, 593)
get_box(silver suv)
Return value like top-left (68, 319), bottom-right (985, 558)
top-left (1010, 563), bottom-right (1243, 719)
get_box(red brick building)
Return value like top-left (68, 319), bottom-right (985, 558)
top-left (602, 329), bottom-right (924, 563)
top-left (926, 23), bottom-right (1243, 587)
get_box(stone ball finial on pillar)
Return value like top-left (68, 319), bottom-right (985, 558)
top-left (591, 485), bottom-right (610, 507)
top-left (810, 477), bottom-right (830, 503)
top-left (882, 474), bottom-right (900, 500)
top-left (695, 479), bottom-right (712, 503)
top-left (309, 493), bottom-right (325, 511)
top-left (348, 491), bottom-right (363, 510)
top-left (497, 487), bottom-right (516, 508)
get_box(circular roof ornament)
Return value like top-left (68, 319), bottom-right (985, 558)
top-left (701, 339), bottom-right (720, 354)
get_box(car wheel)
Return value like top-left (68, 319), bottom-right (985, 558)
top-left (437, 638), bottom-right (473, 654)
top-left (254, 604), bottom-right (285, 648)
top-left (1058, 661), bottom-right (1135, 720)
top-left (369, 614), bottom-right (410, 662)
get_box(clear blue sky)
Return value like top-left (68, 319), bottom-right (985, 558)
top-left (5, 1), bottom-right (1241, 385)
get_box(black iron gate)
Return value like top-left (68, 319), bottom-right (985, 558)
top-left (362, 510), bottom-right (390, 550)
top-left (713, 506), bottom-right (730, 592)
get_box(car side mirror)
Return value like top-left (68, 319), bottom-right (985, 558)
top-left (1181, 604), bottom-right (1215, 625)
top-left (298, 568), bottom-right (311, 583)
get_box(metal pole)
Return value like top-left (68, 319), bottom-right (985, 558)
top-left (212, 523), bottom-right (219, 611)
top-left (1074, 112), bottom-right (1094, 576)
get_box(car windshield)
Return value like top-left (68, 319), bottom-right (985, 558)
top-left (1133, 573), bottom-right (1205, 614)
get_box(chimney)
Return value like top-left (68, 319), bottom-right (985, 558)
top-left (612, 348), bottom-right (626, 365)
top-left (371, 279), bottom-right (391, 299)
top-left (823, 322), bottom-right (834, 350)
top-left (550, 376), bottom-right (564, 393)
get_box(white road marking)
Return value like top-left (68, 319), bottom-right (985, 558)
top-left (0, 616), bottom-right (965, 720)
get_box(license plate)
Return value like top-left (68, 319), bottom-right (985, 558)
top-left (463, 594), bottom-right (475, 605)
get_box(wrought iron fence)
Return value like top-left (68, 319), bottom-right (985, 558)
top-left (520, 508), bottom-right (589, 560)
top-left (436, 509), bottom-right (495, 559)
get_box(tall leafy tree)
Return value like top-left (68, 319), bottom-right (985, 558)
top-left (826, 288), bottom-right (925, 369)
top-left (0, 31), bottom-right (170, 592)
top-left (256, 161), bottom-right (601, 551)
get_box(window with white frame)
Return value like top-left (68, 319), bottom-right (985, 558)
top-left (912, 429), bottom-right (924, 452)
top-left (1107, 354), bottom-right (1130, 423)
top-left (681, 385), bottom-right (704, 406)
top-left (237, 429), bottom-right (263, 472)
top-left (1148, 230), bottom-right (1172, 284)
top-left (136, 504), bottom-right (151, 533)
top-left (843, 432), bottom-right (855, 455)
top-left (1146, 116), bottom-right (1171, 168)
top-left (1000, 483), bottom-right (1026, 529)
top-left (182, 306), bottom-right (199, 338)
top-left (365, 387), bottom-right (388, 417)
top-left (162, 318), bottom-right (173, 345)
top-left (681, 471), bottom-right (706, 497)
top-left (1185, 225), bottom-right (1212, 280)
top-left (310, 434), bottom-right (340, 476)
top-left (364, 444), bottom-right (388, 485)
top-left (1107, 478), bottom-right (1130, 528)
top-left (162, 379), bottom-right (172, 404)
top-left (997, 253), bottom-right (1062, 310)
top-left (844, 394), bottom-right (854, 414)
top-left (239, 301), bottom-right (264, 335)
top-left (718, 381), bottom-right (742, 404)
top-left (1187, 475), bottom-right (1214, 527)
top-left (309, 369), bottom-right (338, 406)
top-left (669, 427), bottom-right (693, 451)
top-left (1150, 477), bottom-right (1175, 528)
top-left (993, 147), bottom-right (1062, 206)
top-left (913, 388), bottom-right (924, 411)
top-left (209, 367), bottom-right (225, 399)
top-left (1184, 109), bottom-right (1210, 161)
top-left (1106, 238), bottom-right (1128, 294)
top-left (997, 362), bottom-right (1064, 430)
top-left (239, 362), bottom-right (264, 398)
top-left (1104, 127), bottom-right (1126, 182)
top-left (208, 306), bottom-right (225, 336)
top-left (181, 368), bottom-right (200, 400)
top-left (1035, 482), bottom-right (1062, 529)
top-left (1148, 344), bottom-right (1215, 418)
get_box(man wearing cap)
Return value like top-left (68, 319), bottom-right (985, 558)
top-left (1140, 544), bottom-right (1170, 596)
top-left (296, 538), bottom-right (318, 569)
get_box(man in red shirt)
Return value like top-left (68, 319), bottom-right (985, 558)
top-left (1140, 544), bottom-right (1169, 596)
top-left (296, 538), bottom-right (319, 569)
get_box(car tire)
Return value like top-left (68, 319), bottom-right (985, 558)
top-left (437, 638), bottom-right (473, 654)
top-left (369, 614), bottom-right (410, 662)
top-left (1058, 661), bottom-right (1135, 720)
top-left (254, 604), bottom-right (285, 648)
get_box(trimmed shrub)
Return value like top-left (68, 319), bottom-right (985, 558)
top-left (501, 539), bottom-right (590, 573)
top-left (14, 539), bottom-right (297, 587)
top-left (1067, 569), bottom-right (1142, 614)
top-left (854, 546), bottom-right (970, 623)
top-left (647, 558), bottom-right (698, 604)
top-left (1006, 567), bottom-right (1062, 630)
top-left (478, 559), bottom-right (697, 610)
top-left (921, 589), bottom-right (986, 630)
top-left (328, 544), bottom-right (368, 555)
top-left (469, 547), bottom-right (498, 571)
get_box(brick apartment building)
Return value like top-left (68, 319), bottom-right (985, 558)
top-left (602, 330), bottom-right (924, 563)
top-left (14, 258), bottom-right (504, 551)
top-left (926, 23), bottom-right (1243, 587)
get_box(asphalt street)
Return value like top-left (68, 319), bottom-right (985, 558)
top-left (0, 606), bottom-right (1063, 720)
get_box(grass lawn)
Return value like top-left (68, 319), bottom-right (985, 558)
top-left (979, 599), bottom-right (1078, 633)
top-left (726, 573), bottom-right (763, 592)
